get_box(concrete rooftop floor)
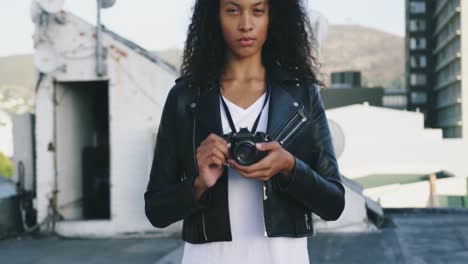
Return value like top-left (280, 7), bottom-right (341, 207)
top-left (1, 209), bottom-right (468, 264)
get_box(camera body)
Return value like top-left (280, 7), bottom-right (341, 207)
top-left (222, 127), bottom-right (271, 166)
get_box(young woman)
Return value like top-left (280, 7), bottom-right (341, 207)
top-left (144, 0), bottom-right (346, 263)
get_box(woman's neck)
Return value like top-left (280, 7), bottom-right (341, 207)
top-left (221, 51), bottom-right (265, 83)
top-left (219, 51), bottom-right (268, 109)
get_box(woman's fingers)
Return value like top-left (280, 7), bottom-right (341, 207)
top-left (208, 133), bottom-right (228, 146)
top-left (207, 155), bottom-right (223, 168)
top-left (255, 141), bottom-right (280, 151)
top-left (197, 133), bottom-right (231, 169)
top-left (236, 167), bottom-right (271, 180)
top-left (229, 152), bottom-right (273, 174)
top-left (212, 147), bottom-right (228, 164)
top-left (213, 140), bottom-right (230, 160)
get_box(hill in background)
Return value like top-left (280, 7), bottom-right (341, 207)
top-left (320, 24), bottom-right (404, 88)
top-left (0, 54), bottom-right (35, 113)
top-left (156, 25), bottom-right (405, 89)
top-left (0, 24), bottom-right (404, 114)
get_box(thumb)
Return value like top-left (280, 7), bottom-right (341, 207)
top-left (256, 141), bottom-right (279, 151)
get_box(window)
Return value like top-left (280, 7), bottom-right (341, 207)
top-left (436, 83), bottom-right (461, 107)
top-left (411, 91), bottom-right (427, 104)
top-left (418, 38), bottom-right (427, 49)
top-left (410, 73), bottom-right (427, 86)
top-left (438, 105), bottom-right (462, 123)
top-left (410, 37), bottom-right (427, 50)
top-left (410, 2), bottom-right (426, 14)
top-left (409, 19), bottom-right (426, 31)
top-left (383, 95), bottom-right (408, 107)
top-left (411, 56), bottom-right (417, 68)
top-left (420, 55), bottom-right (427, 67)
top-left (411, 55), bottom-right (427, 68)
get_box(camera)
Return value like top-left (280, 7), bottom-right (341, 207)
top-left (222, 127), bottom-right (272, 166)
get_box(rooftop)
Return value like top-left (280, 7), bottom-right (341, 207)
top-left (1, 209), bottom-right (468, 263)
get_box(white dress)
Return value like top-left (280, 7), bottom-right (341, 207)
top-left (181, 91), bottom-right (309, 264)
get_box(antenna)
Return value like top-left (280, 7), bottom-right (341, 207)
top-left (30, 1), bottom-right (43, 23)
top-left (101, 0), bottom-right (116, 8)
top-left (95, 0), bottom-right (117, 77)
top-left (36, 0), bottom-right (65, 13)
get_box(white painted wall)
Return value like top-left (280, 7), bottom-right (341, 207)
top-left (55, 82), bottom-right (95, 220)
top-left (35, 12), bottom-right (177, 237)
top-left (327, 104), bottom-right (468, 179)
top-left (364, 176), bottom-right (468, 208)
top-left (12, 114), bottom-right (35, 192)
top-left (326, 104), bottom-right (468, 208)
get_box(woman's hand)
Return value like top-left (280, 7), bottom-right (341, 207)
top-left (228, 141), bottom-right (295, 182)
top-left (194, 134), bottom-right (230, 199)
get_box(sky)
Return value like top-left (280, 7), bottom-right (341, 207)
top-left (0, 0), bottom-right (404, 57)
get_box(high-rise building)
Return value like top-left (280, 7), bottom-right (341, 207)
top-left (406, 0), bottom-right (434, 127)
top-left (406, 0), bottom-right (468, 138)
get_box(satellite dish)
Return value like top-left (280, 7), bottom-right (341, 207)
top-left (308, 9), bottom-right (329, 46)
top-left (100, 0), bottom-right (116, 8)
top-left (30, 1), bottom-right (43, 23)
top-left (327, 119), bottom-right (345, 159)
top-left (34, 43), bottom-right (60, 73)
top-left (36, 0), bottom-right (64, 13)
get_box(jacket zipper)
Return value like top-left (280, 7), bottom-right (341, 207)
top-left (201, 212), bottom-right (208, 240)
top-left (262, 182), bottom-right (268, 237)
top-left (192, 110), bottom-right (208, 241)
top-left (304, 212), bottom-right (311, 230)
top-left (274, 108), bottom-right (302, 141)
top-left (279, 107), bottom-right (308, 146)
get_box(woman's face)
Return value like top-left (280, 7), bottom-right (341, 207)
top-left (219, 0), bottom-right (269, 59)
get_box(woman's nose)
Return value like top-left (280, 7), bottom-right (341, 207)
top-left (238, 12), bottom-right (254, 32)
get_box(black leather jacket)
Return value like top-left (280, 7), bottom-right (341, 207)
top-left (144, 66), bottom-right (345, 244)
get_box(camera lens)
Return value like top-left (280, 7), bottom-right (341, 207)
top-left (234, 141), bottom-right (257, 166)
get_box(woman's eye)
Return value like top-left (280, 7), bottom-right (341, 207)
top-left (227, 8), bottom-right (239, 14)
top-left (254, 9), bottom-right (264, 14)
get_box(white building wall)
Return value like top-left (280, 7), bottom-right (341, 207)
top-left (35, 75), bottom-right (56, 224)
top-left (364, 176), bottom-right (468, 208)
top-left (327, 104), bottom-right (468, 180)
top-left (325, 104), bottom-right (468, 208)
top-left (35, 13), bottom-right (178, 237)
top-left (105, 34), bottom-right (179, 235)
top-left (11, 114), bottom-right (35, 192)
top-left (55, 83), bottom-right (95, 220)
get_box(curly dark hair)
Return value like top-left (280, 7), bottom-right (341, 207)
top-left (180, 0), bottom-right (324, 92)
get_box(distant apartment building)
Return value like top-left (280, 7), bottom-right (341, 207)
top-left (406, 0), bottom-right (468, 138)
top-left (330, 71), bottom-right (362, 89)
top-left (323, 71), bottom-right (407, 110)
top-left (382, 88), bottom-right (408, 110)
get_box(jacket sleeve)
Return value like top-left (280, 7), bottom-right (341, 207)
top-left (276, 83), bottom-right (345, 221)
top-left (144, 85), bottom-right (209, 228)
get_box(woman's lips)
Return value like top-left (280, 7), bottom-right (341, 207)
top-left (239, 38), bottom-right (255, 47)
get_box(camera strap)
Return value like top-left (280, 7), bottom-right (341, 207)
top-left (219, 80), bottom-right (271, 134)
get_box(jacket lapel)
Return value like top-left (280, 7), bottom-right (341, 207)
top-left (194, 85), bottom-right (223, 137)
top-left (266, 79), bottom-right (300, 139)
